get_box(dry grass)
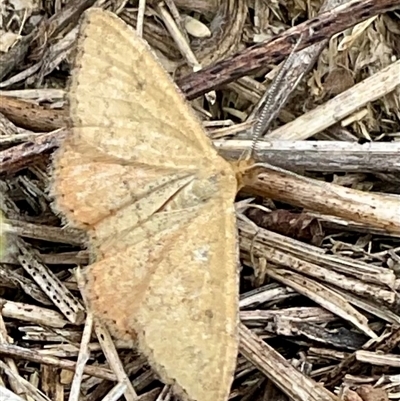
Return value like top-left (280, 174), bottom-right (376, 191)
top-left (0, 0), bottom-right (400, 400)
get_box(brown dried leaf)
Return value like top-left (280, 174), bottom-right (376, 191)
top-left (247, 209), bottom-right (324, 246)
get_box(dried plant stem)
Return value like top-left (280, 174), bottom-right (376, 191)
top-left (1, 299), bottom-right (68, 328)
top-left (243, 167), bottom-right (400, 235)
top-left (216, 140), bottom-right (400, 173)
top-left (136, 0), bottom-right (146, 37)
top-left (94, 323), bottom-right (138, 400)
top-left (239, 323), bottom-right (339, 401)
top-left (68, 312), bottom-right (94, 401)
top-left (102, 382), bottom-right (129, 401)
top-left (0, 343), bottom-right (116, 381)
top-left (5, 218), bottom-right (84, 245)
top-left (17, 240), bottom-right (85, 324)
top-left (0, 96), bottom-right (68, 132)
top-left (0, 129), bottom-right (67, 175)
top-left (328, 286), bottom-right (400, 325)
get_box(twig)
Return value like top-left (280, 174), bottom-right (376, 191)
top-left (17, 239), bottom-right (85, 324)
top-left (102, 382), bottom-right (129, 401)
top-left (0, 97), bottom-right (68, 132)
top-left (1, 298), bottom-right (68, 328)
top-left (136, 0), bottom-right (146, 37)
top-left (39, 0), bottom-right (96, 41)
top-left (3, 218), bottom-right (84, 246)
top-left (326, 285), bottom-right (400, 325)
top-left (243, 167), bottom-right (400, 235)
top-left (239, 323), bottom-right (339, 401)
top-left (0, 129), bottom-right (67, 176)
top-left (215, 140), bottom-right (400, 173)
top-left (68, 310), bottom-right (94, 401)
top-left (94, 323), bottom-right (138, 400)
top-left (0, 343), bottom-right (116, 381)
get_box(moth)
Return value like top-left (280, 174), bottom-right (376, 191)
top-left (52, 8), bottom-right (241, 401)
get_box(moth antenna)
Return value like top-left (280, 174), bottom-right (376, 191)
top-left (250, 35), bottom-right (304, 158)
